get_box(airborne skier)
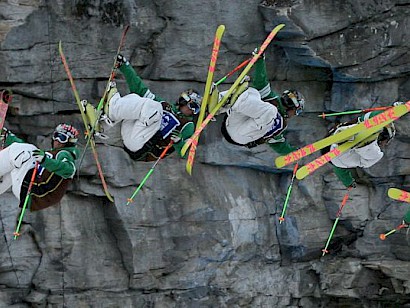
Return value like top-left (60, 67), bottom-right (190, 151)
top-left (0, 124), bottom-right (79, 224)
top-left (326, 109), bottom-right (399, 188)
top-left (216, 52), bottom-right (305, 154)
top-left (84, 54), bottom-right (202, 162)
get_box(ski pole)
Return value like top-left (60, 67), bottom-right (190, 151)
top-left (126, 141), bottom-right (174, 205)
top-left (321, 187), bottom-right (352, 256)
top-left (14, 162), bottom-right (38, 239)
top-left (279, 162), bottom-right (299, 224)
top-left (214, 58), bottom-right (251, 87)
top-left (379, 223), bottom-right (407, 240)
top-left (79, 25), bottom-right (130, 168)
top-left (318, 106), bottom-right (390, 119)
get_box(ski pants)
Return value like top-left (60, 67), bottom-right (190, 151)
top-left (108, 92), bottom-right (163, 152)
top-left (0, 143), bottom-right (38, 199)
top-left (330, 139), bottom-right (384, 169)
top-left (225, 88), bottom-right (278, 145)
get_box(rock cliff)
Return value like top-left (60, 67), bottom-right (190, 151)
top-left (0, 0), bottom-right (409, 307)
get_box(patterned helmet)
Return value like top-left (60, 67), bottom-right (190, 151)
top-left (53, 123), bottom-right (79, 144)
top-left (176, 89), bottom-right (202, 114)
top-left (281, 90), bottom-right (305, 115)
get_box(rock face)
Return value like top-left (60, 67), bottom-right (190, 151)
top-left (0, 0), bottom-right (409, 307)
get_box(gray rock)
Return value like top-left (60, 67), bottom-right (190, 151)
top-left (0, 0), bottom-right (409, 306)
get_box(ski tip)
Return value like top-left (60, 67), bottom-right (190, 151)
top-left (217, 24), bottom-right (226, 31)
top-left (274, 24), bottom-right (286, 32)
top-left (379, 234), bottom-right (386, 241)
top-left (274, 157), bottom-right (285, 169)
top-left (387, 188), bottom-right (399, 199)
top-left (186, 165), bottom-right (193, 176)
top-left (106, 194), bottom-right (115, 203)
top-left (295, 168), bottom-right (307, 180)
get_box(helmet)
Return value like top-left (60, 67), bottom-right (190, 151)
top-left (53, 123), bottom-right (79, 144)
top-left (281, 90), bottom-right (305, 115)
top-left (176, 89), bottom-right (202, 114)
top-left (378, 123), bottom-right (396, 145)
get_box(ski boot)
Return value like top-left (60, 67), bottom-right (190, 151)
top-left (213, 75), bottom-right (250, 116)
top-left (97, 81), bottom-right (117, 129)
top-left (103, 81), bottom-right (118, 118)
top-left (80, 100), bottom-right (109, 140)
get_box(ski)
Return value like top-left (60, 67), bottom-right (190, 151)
top-left (79, 25), bottom-right (130, 167)
top-left (59, 41), bottom-right (114, 202)
top-left (388, 188), bottom-right (410, 203)
top-left (181, 24), bottom-right (286, 157)
top-left (295, 101), bottom-right (410, 180)
top-left (275, 101), bottom-right (410, 168)
top-left (185, 24), bottom-right (225, 175)
top-left (0, 89), bottom-right (12, 149)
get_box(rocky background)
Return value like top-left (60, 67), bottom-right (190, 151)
top-left (0, 0), bottom-right (409, 307)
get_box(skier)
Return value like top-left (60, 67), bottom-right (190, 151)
top-left (0, 124), bottom-right (79, 223)
top-left (85, 54), bottom-right (202, 162)
top-left (214, 52), bottom-right (305, 155)
top-left (325, 110), bottom-right (398, 188)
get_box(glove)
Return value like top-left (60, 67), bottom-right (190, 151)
top-left (32, 149), bottom-right (46, 163)
top-left (170, 131), bottom-right (182, 143)
top-left (348, 181), bottom-right (357, 189)
top-left (252, 47), bottom-right (265, 60)
top-left (393, 101), bottom-right (404, 106)
top-left (115, 54), bottom-right (129, 68)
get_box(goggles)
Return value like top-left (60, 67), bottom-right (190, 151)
top-left (284, 93), bottom-right (304, 116)
top-left (179, 92), bottom-right (200, 114)
top-left (52, 132), bottom-right (70, 143)
top-left (295, 107), bottom-right (303, 116)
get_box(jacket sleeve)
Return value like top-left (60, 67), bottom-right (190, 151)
top-left (357, 110), bottom-right (383, 122)
top-left (4, 131), bottom-right (25, 146)
top-left (332, 165), bottom-right (355, 187)
top-left (172, 122), bottom-right (195, 158)
top-left (251, 57), bottom-right (281, 101)
top-left (404, 210), bottom-right (410, 224)
top-left (267, 140), bottom-right (297, 155)
top-left (41, 149), bottom-right (77, 179)
top-left (119, 63), bottom-right (165, 102)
